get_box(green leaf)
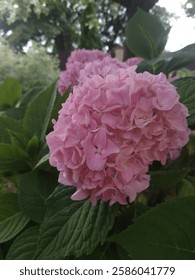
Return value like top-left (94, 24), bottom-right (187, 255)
top-left (0, 193), bottom-right (29, 243)
top-left (18, 171), bottom-right (56, 223)
top-left (50, 85), bottom-right (71, 122)
top-left (23, 82), bottom-right (57, 142)
top-left (173, 78), bottom-right (195, 126)
top-left (0, 116), bottom-right (24, 144)
top-left (7, 130), bottom-right (27, 151)
top-left (0, 78), bottom-right (22, 107)
top-left (165, 44), bottom-right (195, 73)
top-left (26, 135), bottom-right (40, 157)
top-left (188, 134), bottom-right (195, 151)
top-left (149, 168), bottom-right (189, 193)
top-left (6, 226), bottom-right (39, 260)
top-left (126, 8), bottom-right (170, 59)
top-left (110, 197), bottom-right (195, 259)
top-left (4, 107), bottom-right (26, 120)
top-left (33, 153), bottom-right (50, 171)
top-left (34, 186), bottom-right (119, 259)
top-left (179, 179), bottom-right (195, 198)
top-left (137, 44), bottom-right (195, 75)
top-left (0, 246), bottom-right (3, 259)
top-left (0, 159), bottom-right (30, 174)
top-left (0, 143), bottom-right (28, 160)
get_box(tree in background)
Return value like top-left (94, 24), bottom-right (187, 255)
top-left (0, 0), bottom-right (177, 69)
top-left (183, 0), bottom-right (195, 16)
top-left (0, 0), bottom-right (126, 69)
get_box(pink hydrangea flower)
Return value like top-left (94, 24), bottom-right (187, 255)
top-left (58, 49), bottom-right (110, 94)
top-left (78, 56), bottom-right (129, 84)
top-left (47, 68), bottom-right (190, 205)
top-left (125, 57), bottom-right (143, 66)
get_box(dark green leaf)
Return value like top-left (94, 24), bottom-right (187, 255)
top-left (0, 246), bottom-right (3, 259)
top-left (33, 153), bottom-right (50, 171)
top-left (0, 193), bottom-right (29, 243)
top-left (165, 44), bottom-right (195, 73)
top-left (126, 8), bottom-right (170, 59)
top-left (173, 78), bottom-right (195, 126)
top-left (0, 158), bottom-right (30, 174)
top-left (110, 197), bottom-right (195, 259)
top-left (50, 85), bottom-right (71, 122)
top-left (34, 186), bottom-right (119, 259)
top-left (149, 168), bottom-right (189, 193)
top-left (137, 44), bottom-right (195, 75)
top-left (18, 171), bottom-right (56, 223)
top-left (6, 226), bottom-right (39, 260)
top-left (0, 78), bottom-right (22, 107)
top-left (23, 82), bottom-right (57, 142)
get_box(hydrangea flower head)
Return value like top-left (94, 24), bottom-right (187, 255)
top-left (58, 49), bottom-right (110, 94)
top-left (47, 68), bottom-right (190, 205)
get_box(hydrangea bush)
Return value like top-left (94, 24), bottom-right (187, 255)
top-left (0, 9), bottom-right (195, 260)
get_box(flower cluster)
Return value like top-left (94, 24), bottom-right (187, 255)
top-left (58, 49), bottom-right (110, 94)
top-left (57, 49), bottom-right (143, 95)
top-left (78, 56), bottom-right (129, 84)
top-left (47, 67), bottom-right (190, 205)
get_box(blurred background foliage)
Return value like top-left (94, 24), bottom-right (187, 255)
top-left (0, 39), bottom-right (59, 93)
top-left (0, 0), bottom-right (177, 70)
top-left (0, 0), bottom-right (193, 84)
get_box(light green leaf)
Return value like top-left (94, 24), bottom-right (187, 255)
top-left (179, 179), bottom-right (195, 198)
top-left (0, 78), bottom-right (22, 107)
top-left (126, 8), bottom-right (170, 59)
top-left (6, 226), bottom-right (39, 260)
top-left (0, 193), bottom-right (29, 243)
top-left (23, 82), bottom-right (57, 142)
top-left (110, 197), bottom-right (195, 259)
top-left (26, 135), bottom-right (40, 157)
top-left (34, 186), bottom-right (119, 259)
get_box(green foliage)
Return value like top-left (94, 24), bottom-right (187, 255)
top-left (0, 78), bottom-right (22, 108)
top-left (149, 168), bottom-right (190, 193)
top-left (137, 43), bottom-right (195, 75)
top-left (173, 78), bottom-right (195, 126)
top-left (6, 226), bottom-right (39, 260)
top-left (110, 197), bottom-right (195, 259)
top-left (126, 8), bottom-right (170, 59)
top-left (0, 193), bottom-right (29, 243)
top-left (0, 42), bottom-right (59, 93)
top-left (34, 186), bottom-right (119, 259)
top-left (18, 171), bottom-right (56, 223)
top-left (23, 81), bottom-right (57, 143)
